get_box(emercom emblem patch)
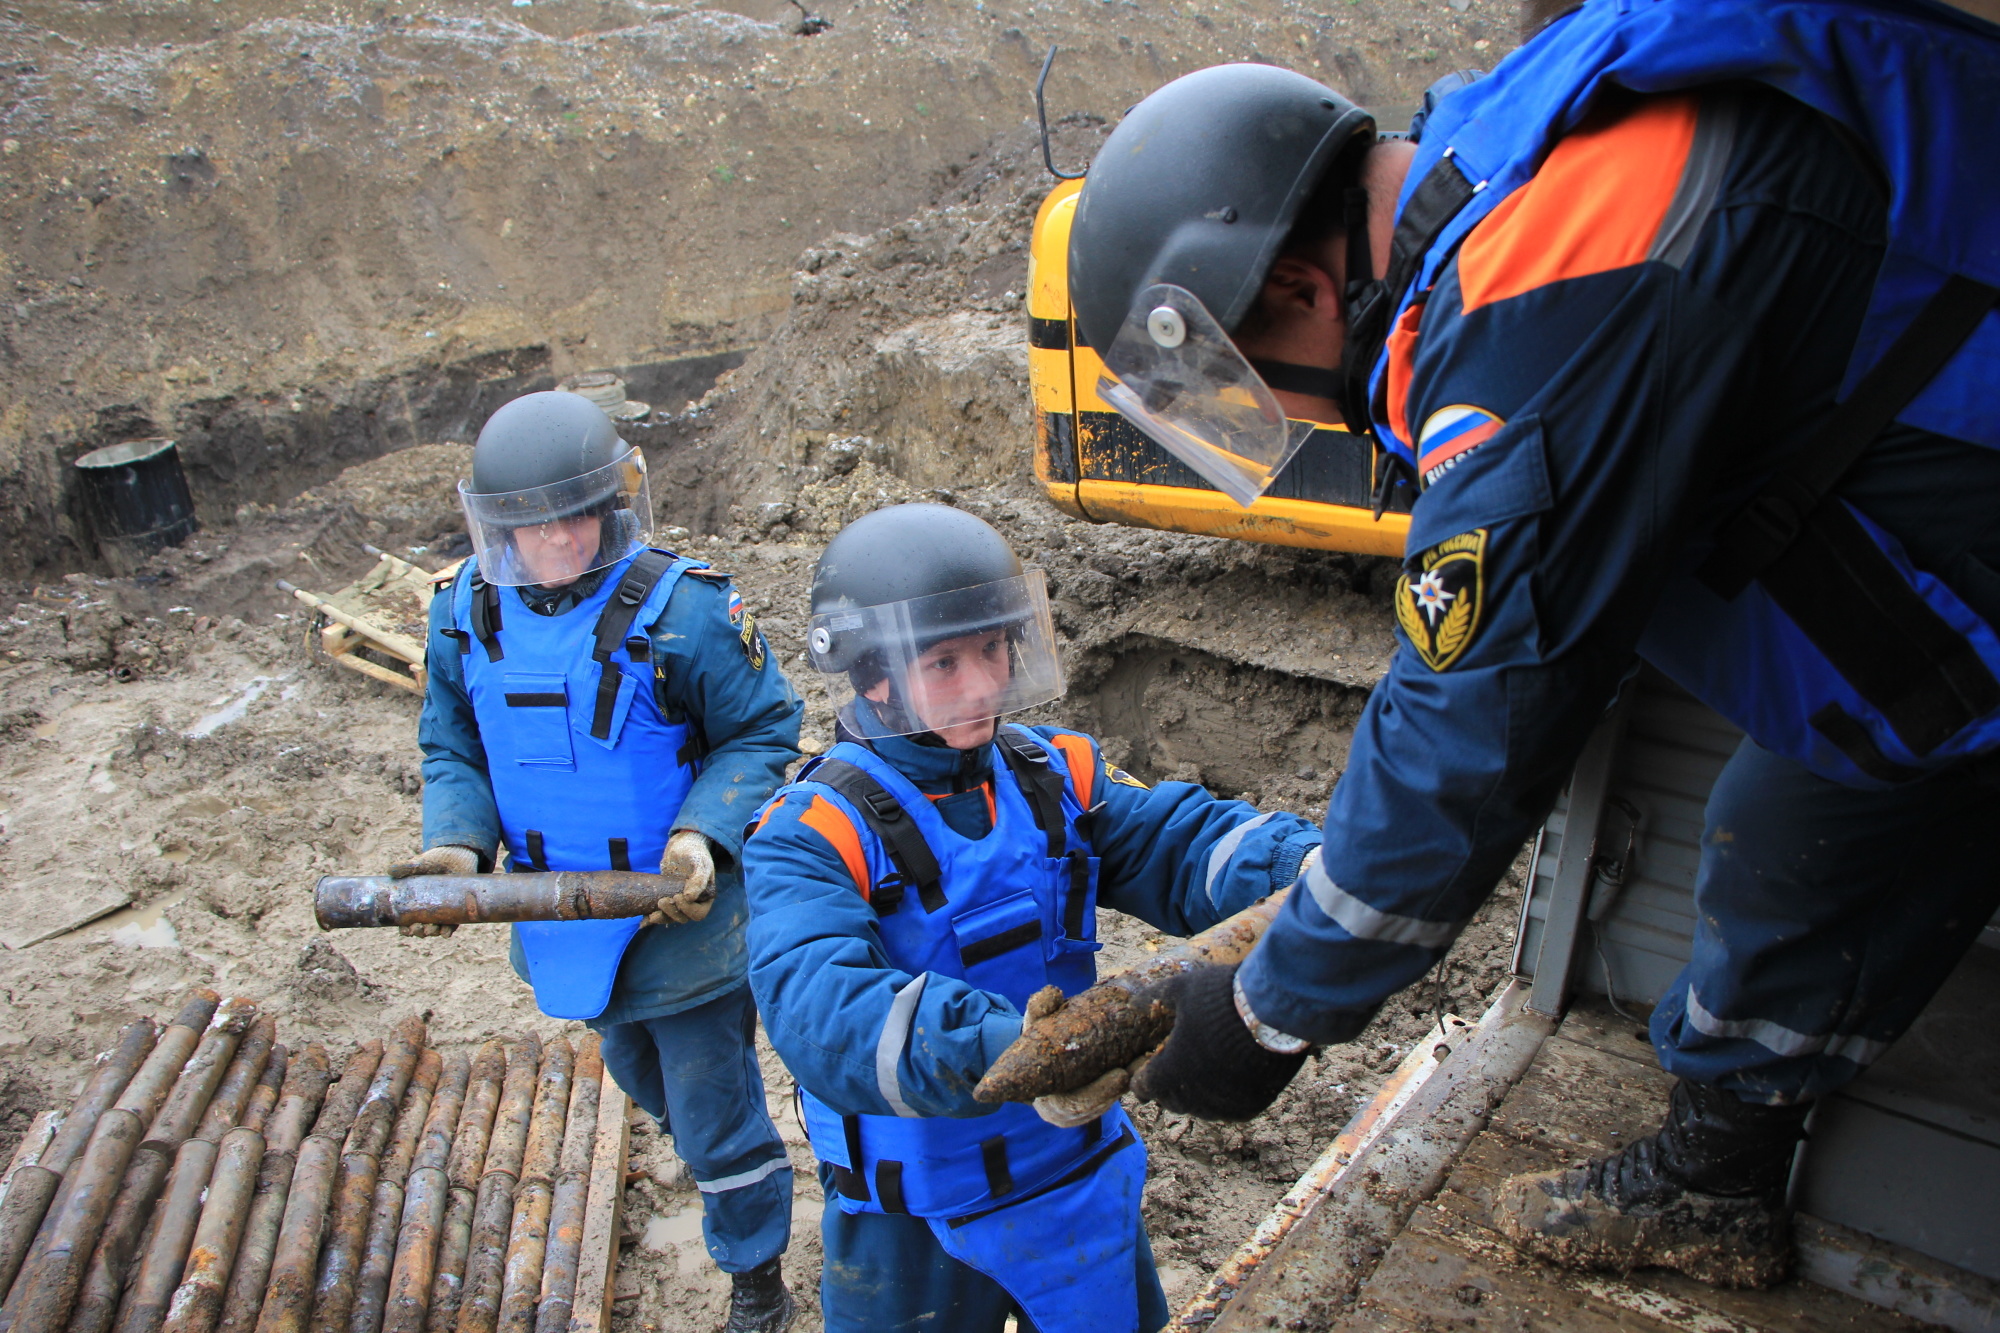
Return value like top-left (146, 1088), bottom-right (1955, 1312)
top-left (1394, 528), bottom-right (1487, 671)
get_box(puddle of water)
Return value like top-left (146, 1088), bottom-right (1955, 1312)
top-left (640, 1202), bottom-right (705, 1253)
top-left (188, 674), bottom-right (290, 738)
top-left (72, 895), bottom-right (185, 948)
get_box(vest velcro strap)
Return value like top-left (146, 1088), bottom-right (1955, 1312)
top-left (946, 1126), bottom-right (1137, 1229)
top-left (979, 1136), bottom-right (1013, 1200)
top-left (471, 579), bottom-right (504, 662)
top-left (1762, 499), bottom-right (2000, 757)
top-left (1699, 275), bottom-right (2000, 600)
top-left (1809, 704), bottom-right (1925, 785)
top-left (608, 837), bottom-right (632, 872)
top-left (874, 1160), bottom-right (909, 1214)
top-left (995, 731), bottom-right (1068, 857)
top-left (525, 829), bottom-right (550, 871)
top-left (811, 759), bottom-right (947, 913)
top-left (831, 1164), bottom-right (869, 1202)
top-left (959, 921), bottom-right (1042, 969)
top-left (503, 692), bottom-right (565, 708)
top-left (587, 550), bottom-right (676, 741)
top-left (440, 627), bottom-right (471, 655)
top-left (1064, 850), bottom-right (1091, 939)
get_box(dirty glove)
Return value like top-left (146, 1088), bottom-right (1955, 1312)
top-left (1130, 963), bottom-right (1308, 1122)
top-left (1025, 987), bottom-right (1151, 1128)
top-left (386, 845), bottom-right (481, 938)
top-left (646, 830), bottom-right (717, 926)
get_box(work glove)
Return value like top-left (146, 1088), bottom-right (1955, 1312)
top-left (647, 830), bottom-right (717, 926)
top-left (387, 845), bottom-right (481, 938)
top-left (1129, 962), bottom-right (1309, 1122)
top-left (1025, 987), bottom-right (1152, 1128)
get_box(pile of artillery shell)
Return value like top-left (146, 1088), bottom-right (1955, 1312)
top-left (0, 998), bottom-right (629, 1333)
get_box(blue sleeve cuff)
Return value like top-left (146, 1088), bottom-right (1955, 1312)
top-left (1269, 830), bottom-right (1324, 894)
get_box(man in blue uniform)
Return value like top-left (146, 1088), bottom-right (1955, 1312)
top-left (739, 504), bottom-right (1324, 1333)
top-left (397, 390), bottom-right (801, 1331)
top-left (1062, 0), bottom-right (2000, 1288)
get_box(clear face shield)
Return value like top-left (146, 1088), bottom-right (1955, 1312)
top-left (807, 571), bottom-right (1066, 741)
top-left (1097, 283), bottom-right (1316, 509)
top-left (458, 448), bottom-right (653, 588)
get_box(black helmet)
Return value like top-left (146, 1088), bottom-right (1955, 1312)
top-left (470, 390), bottom-right (632, 511)
top-left (1068, 63), bottom-right (1374, 355)
top-left (807, 504), bottom-right (1064, 736)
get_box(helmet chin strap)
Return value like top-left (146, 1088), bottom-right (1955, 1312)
top-left (1247, 358), bottom-right (1345, 401)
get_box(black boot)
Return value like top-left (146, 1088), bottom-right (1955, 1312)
top-left (721, 1257), bottom-right (794, 1333)
top-left (1493, 1080), bottom-right (1809, 1288)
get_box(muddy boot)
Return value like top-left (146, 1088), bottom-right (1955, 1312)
top-left (1493, 1080), bottom-right (1809, 1288)
top-left (721, 1257), bottom-right (794, 1333)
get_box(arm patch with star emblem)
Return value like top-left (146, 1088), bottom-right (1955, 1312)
top-left (1395, 528), bottom-right (1487, 671)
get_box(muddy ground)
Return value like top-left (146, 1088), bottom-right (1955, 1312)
top-left (0, 1), bottom-right (1533, 1329)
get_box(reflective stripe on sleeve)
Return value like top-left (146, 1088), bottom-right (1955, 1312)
top-left (694, 1156), bottom-right (791, 1194)
top-left (1303, 858), bottom-right (1461, 950)
top-left (1684, 987), bottom-right (1889, 1067)
top-left (876, 973), bottom-right (929, 1118)
top-left (1204, 811), bottom-right (1278, 907)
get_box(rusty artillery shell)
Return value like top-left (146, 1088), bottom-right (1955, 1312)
top-left (423, 1043), bottom-right (504, 1333)
top-left (349, 1049), bottom-right (440, 1333)
top-left (0, 1020), bottom-right (157, 1303)
top-left (314, 873), bottom-right (669, 932)
top-left (157, 1047), bottom-right (287, 1333)
top-left (72, 999), bottom-right (260, 1333)
top-left (307, 1020), bottom-right (427, 1333)
top-left (249, 1041), bottom-right (384, 1333)
top-left (380, 1052), bottom-right (467, 1333)
top-left (211, 1046), bottom-right (330, 1333)
top-left (6, 992), bottom-right (219, 1333)
top-left (531, 1039), bottom-right (599, 1333)
top-left (112, 1022), bottom-right (281, 1333)
top-left (493, 1040), bottom-right (572, 1333)
top-left (973, 889), bottom-right (1294, 1104)
top-left (453, 1037), bottom-right (540, 1333)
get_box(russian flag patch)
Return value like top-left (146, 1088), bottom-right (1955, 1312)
top-left (726, 589), bottom-right (746, 625)
top-left (1417, 405), bottom-right (1504, 486)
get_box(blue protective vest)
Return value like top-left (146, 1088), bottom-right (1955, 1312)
top-left (452, 550), bottom-right (700, 1020)
top-left (1368, 0), bottom-right (2000, 787)
top-left (784, 728), bottom-right (1150, 1332)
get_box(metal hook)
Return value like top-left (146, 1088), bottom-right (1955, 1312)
top-left (1037, 46), bottom-right (1087, 181)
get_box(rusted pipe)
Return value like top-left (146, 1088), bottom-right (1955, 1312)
top-left (0, 1021), bottom-right (157, 1301)
top-left (113, 1021), bottom-right (279, 1333)
top-left (307, 1018), bottom-right (427, 1333)
top-left (350, 1049), bottom-right (441, 1333)
top-left (7, 990), bottom-right (219, 1333)
top-left (380, 1051), bottom-right (468, 1333)
top-left (210, 1046), bottom-right (332, 1333)
top-left (249, 1040), bottom-right (384, 1333)
top-left (72, 998), bottom-right (261, 1333)
top-left (453, 1036), bottom-right (539, 1333)
top-left (154, 1045), bottom-right (286, 1333)
top-left (975, 890), bottom-right (1292, 1104)
top-left (531, 1038), bottom-right (599, 1333)
top-left (422, 1042), bottom-right (505, 1333)
top-left (494, 1040), bottom-right (572, 1333)
top-left (313, 874), bottom-right (669, 932)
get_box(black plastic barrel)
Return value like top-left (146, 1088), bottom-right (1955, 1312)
top-left (74, 437), bottom-right (199, 570)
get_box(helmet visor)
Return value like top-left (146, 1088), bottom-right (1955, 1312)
top-left (1097, 283), bottom-right (1315, 508)
top-left (808, 570), bottom-right (1065, 739)
top-left (458, 449), bottom-right (653, 587)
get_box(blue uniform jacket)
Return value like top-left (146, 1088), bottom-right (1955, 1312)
top-left (419, 562), bottom-right (804, 1025)
top-left (1243, 65), bottom-right (2000, 1043)
top-left (742, 726), bottom-right (1323, 1120)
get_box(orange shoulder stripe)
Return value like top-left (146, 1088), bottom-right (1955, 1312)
top-left (1049, 733), bottom-right (1096, 809)
top-left (799, 794), bottom-right (871, 900)
top-left (1457, 93), bottom-right (1699, 314)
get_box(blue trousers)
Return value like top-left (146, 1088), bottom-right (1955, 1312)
top-left (815, 1166), bottom-right (1171, 1333)
top-left (1652, 737), bottom-right (2000, 1105)
top-left (592, 984), bottom-right (792, 1272)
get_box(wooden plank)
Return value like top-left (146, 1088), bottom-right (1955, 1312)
top-left (566, 1064), bottom-right (627, 1333)
top-left (328, 651), bottom-right (425, 695)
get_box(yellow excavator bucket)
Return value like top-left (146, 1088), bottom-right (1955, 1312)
top-left (1028, 177), bottom-right (1412, 558)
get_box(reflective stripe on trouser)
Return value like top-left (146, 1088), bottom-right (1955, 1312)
top-left (1650, 735), bottom-right (2000, 1104)
top-left (814, 1158), bottom-right (1168, 1333)
top-left (593, 983), bottom-right (793, 1272)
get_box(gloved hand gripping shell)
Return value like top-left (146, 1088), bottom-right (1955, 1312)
top-left (1130, 962), bottom-right (1308, 1122)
